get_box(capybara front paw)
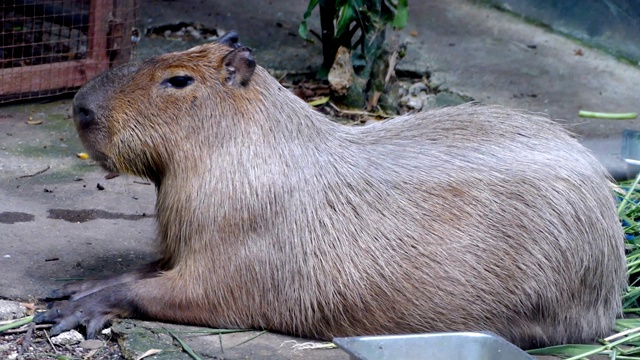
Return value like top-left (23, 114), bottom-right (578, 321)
top-left (35, 286), bottom-right (133, 338)
top-left (34, 297), bottom-right (111, 338)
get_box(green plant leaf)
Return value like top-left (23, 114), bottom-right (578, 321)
top-left (167, 328), bottom-right (203, 360)
top-left (527, 344), bottom-right (605, 357)
top-left (0, 316), bottom-right (33, 333)
top-left (335, 3), bottom-right (357, 38)
top-left (392, 0), bottom-right (409, 29)
top-left (298, 0), bottom-right (320, 40)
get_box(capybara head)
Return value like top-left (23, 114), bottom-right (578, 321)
top-left (73, 32), bottom-right (257, 183)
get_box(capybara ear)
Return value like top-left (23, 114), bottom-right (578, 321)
top-left (218, 31), bottom-right (241, 49)
top-left (222, 46), bottom-right (256, 87)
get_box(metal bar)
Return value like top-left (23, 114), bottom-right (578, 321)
top-left (0, 59), bottom-right (103, 97)
top-left (87, 0), bottom-right (112, 65)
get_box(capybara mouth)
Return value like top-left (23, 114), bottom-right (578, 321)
top-left (98, 161), bottom-right (118, 174)
top-left (85, 150), bottom-right (117, 174)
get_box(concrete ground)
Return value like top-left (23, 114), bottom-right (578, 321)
top-left (1, 0), bottom-right (639, 358)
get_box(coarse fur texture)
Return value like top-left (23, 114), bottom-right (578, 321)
top-left (35, 32), bottom-right (627, 350)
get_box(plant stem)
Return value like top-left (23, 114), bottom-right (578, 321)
top-left (579, 110), bottom-right (637, 119)
top-left (565, 331), bottom-right (640, 360)
top-left (319, 0), bottom-right (337, 75)
top-left (618, 172), bottom-right (640, 215)
top-left (166, 328), bottom-right (202, 360)
top-left (0, 316), bottom-right (33, 333)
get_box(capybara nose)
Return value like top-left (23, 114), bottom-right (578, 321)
top-left (74, 104), bottom-right (95, 130)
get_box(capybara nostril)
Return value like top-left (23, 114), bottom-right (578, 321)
top-left (74, 105), bottom-right (95, 129)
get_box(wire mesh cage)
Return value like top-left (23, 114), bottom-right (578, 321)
top-left (0, 0), bottom-right (138, 103)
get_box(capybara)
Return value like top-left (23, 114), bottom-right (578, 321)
top-left (35, 32), bottom-right (627, 349)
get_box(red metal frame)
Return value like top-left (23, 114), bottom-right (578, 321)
top-left (0, 0), bottom-right (115, 98)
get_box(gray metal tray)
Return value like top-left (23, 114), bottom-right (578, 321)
top-left (333, 332), bottom-right (535, 360)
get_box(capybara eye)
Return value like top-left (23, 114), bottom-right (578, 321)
top-left (162, 75), bottom-right (194, 89)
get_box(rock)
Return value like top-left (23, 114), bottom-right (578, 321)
top-left (328, 47), bottom-right (354, 96)
top-left (328, 47), bottom-right (367, 109)
top-left (51, 330), bottom-right (84, 346)
top-left (113, 319), bottom-right (349, 360)
top-left (79, 339), bottom-right (104, 350)
top-left (377, 81), bottom-right (407, 114)
top-left (434, 91), bottom-right (469, 107)
top-left (397, 81), bottom-right (468, 112)
top-left (406, 96), bottom-right (424, 110)
top-left (113, 320), bottom-right (192, 360)
top-left (0, 300), bottom-right (26, 320)
top-left (189, 29), bottom-right (201, 40)
top-left (394, 54), bottom-right (430, 79)
top-left (398, 81), bottom-right (434, 111)
top-left (420, 94), bottom-right (438, 110)
top-left (408, 82), bottom-right (428, 96)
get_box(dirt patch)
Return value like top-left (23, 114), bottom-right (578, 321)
top-left (0, 212), bottom-right (35, 224)
top-left (47, 209), bottom-right (152, 223)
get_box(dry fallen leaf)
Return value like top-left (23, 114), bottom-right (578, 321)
top-left (19, 303), bottom-right (36, 311)
top-left (409, 30), bottom-right (419, 37)
top-left (76, 152), bottom-right (90, 159)
top-left (26, 119), bottom-right (43, 125)
top-left (85, 348), bottom-right (99, 359)
top-left (574, 49), bottom-right (584, 56)
top-left (135, 349), bottom-right (163, 360)
top-left (307, 96), bottom-right (330, 107)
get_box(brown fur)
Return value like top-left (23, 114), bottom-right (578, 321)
top-left (60, 36), bottom-right (626, 349)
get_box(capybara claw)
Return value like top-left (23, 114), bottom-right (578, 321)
top-left (33, 302), bottom-right (83, 336)
top-left (32, 310), bottom-right (52, 324)
top-left (35, 287), bottom-right (129, 338)
top-left (47, 288), bottom-right (72, 300)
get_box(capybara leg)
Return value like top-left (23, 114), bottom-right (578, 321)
top-left (35, 283), bottom-right (136, 338)
top-left (45, 261), bottom-right (162, 301)
top-left (34, 267), bottom-right (202, 338)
